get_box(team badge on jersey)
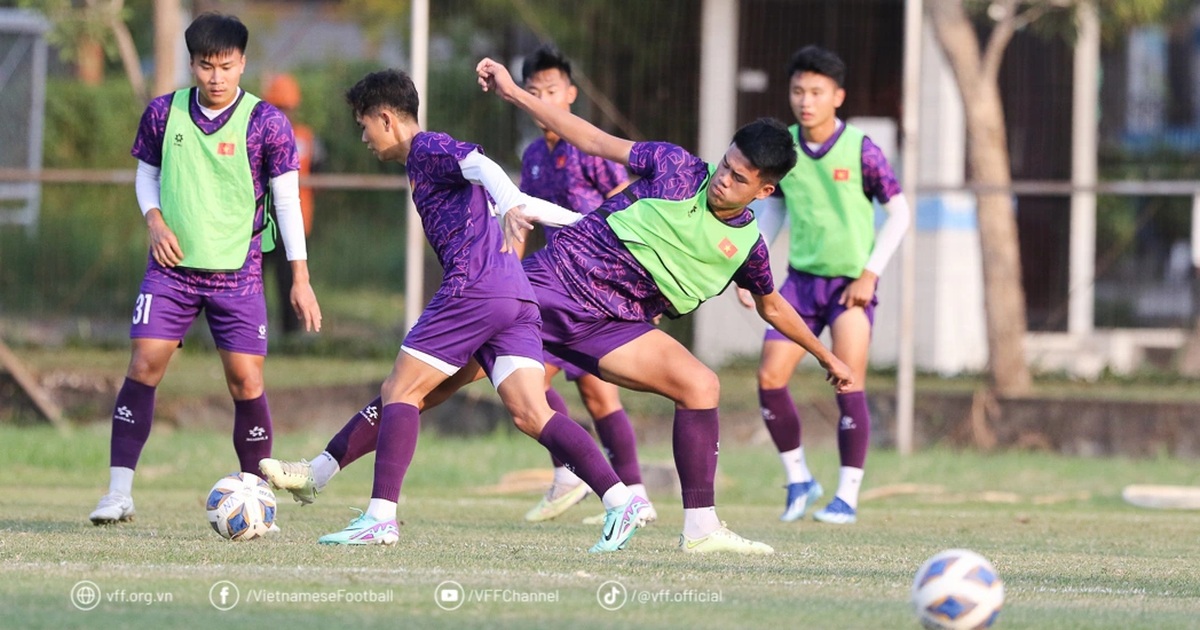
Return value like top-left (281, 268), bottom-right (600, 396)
top-left (833, 168), bottom-right (850, 181)
top-left (556, 154), bottom-right (567, 168)
top-left (718, 237), bottom-right (738, 258)
top-left (218, 142), bottom-right (236, 156)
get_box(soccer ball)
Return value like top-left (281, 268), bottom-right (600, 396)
top-left (911, 548), bottom-right (1004, 629)
top-left (206, 472), bottom-right (277, 541)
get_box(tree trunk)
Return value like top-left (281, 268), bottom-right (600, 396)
top-left (107, 0), bottom-right (147, 102)
top-left (154, 0), bottom-right (182, 98)
top-left (928, 0), bottom-right (1032, 396)
top-left (76, 36), bottom-right (105, 85)
top-left (965, 82), bottom-right (1032, 395)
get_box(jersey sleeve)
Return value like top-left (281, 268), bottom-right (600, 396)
top-left (256, 103), bottom-right (301, 179)
top-left (626, 141), bottom-right (708, 201)
top-left (581, 154), bottom-right (629, 196)
top-left (730, 236), bottom-right (776, 295)
top-left (130, 95), bottom-right (172, 167)
top-left (861, 136), bottom-right (902, 204)
top-left (411, 132), bottom-right (481, 187)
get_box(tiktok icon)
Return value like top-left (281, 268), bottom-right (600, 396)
top-left (596, 580), bottom-right (627, 611)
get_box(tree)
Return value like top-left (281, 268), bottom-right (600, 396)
top-left (21, 0), bottom-right (146, 100)
top-left (925, 0), bottom-right (1191, 395)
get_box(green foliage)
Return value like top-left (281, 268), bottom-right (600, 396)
top-left (17, 0), bottom-right (131, 64)
top-left (41, 78), bottom-right (142, 168)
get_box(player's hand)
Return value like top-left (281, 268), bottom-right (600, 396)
top-left (501, 204), bottom-right (534, 254)
top-left (145, 208), bottom-right (184, 267)
top-left (736, 287), bottom-right (755, 309)
top-left (820, 354), bottom-right (855, 393)
top-left (838, 271), bottom-right (877, 308)
top-left (289, 274), bottom-right (322, 333)
top-left (476, 58), bottom-right (519, 102)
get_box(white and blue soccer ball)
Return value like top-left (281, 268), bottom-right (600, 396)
top-left (206, 472), bottom-right (276, 541)
top-left (911, 548), bottom-right (1005, 629)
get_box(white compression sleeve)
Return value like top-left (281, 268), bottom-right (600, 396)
top-left (457, 150), bottom-right (583, 226)
top-left (864, 192), bottom-right (911, 276)
top-left (270, 170), bottom-right (307, 261)
top-left (458, 150), bottom-right (523, 216)
top-left (749, 194), bottom-right (788, 245)
top-left (135, 161), bottom-right (161, 216)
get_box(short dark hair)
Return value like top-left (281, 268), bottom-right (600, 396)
top-left (185, 13), bottom-right (248, 60)
top-left (732, 118), bottom-right (797, 184)
top-left (344, 69), bottom-right (420, 121)
top-left (787, 45), bottom-right (845, 87)
top-left (521, 44), bottom-right (572, 85)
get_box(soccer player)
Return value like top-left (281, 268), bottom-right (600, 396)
top-left (516, 45), bottom-right (652, 524)
top-left (740, 46), bottom-right (911, 525)
top-left (306, 68), bottom-right (649, 552)
top-left (475, 56), bottom-right (855, 554)
top-left (88, 13), bottom-right (322, 525)
top-left (263, 58), bottom-right (856, 555)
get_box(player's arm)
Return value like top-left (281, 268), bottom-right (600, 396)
top-left (135, 160), bottom-right (184, 268)
top-left (841, 138), bottom-right (912, 308)
top-left (457, 150), bottom-right (583, 252)
top-left (477, 58), bottom-right (633, 166)
top-left (753, 290), bottom-right (853, 392)
top-left (271, 170), bottom-right (322, 332)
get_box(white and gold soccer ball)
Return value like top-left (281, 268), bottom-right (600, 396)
top-left (911, 548), bottom-right (1004, 629)
top-left (206, 472), bottom-right (277, 541)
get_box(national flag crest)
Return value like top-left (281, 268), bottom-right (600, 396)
top-left (218, 142), bottom-right (236, 156)
top-left (833, 168), bottom-right (850, 181)
top-left (718, 237), bottom-right (738, 258)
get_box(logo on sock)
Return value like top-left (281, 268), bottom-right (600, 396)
top-left (114, 406), bottom-right (134, 424)
top-left (246, 426), bottom-right (269, 442)
top-left (839, 416), bottom-right (856, 431)
top-left (760, 407), bottom-right (776, 421)
top-left (362, 405), bottom-right (380, 425)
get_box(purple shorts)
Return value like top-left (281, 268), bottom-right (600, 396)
top-left (544, 349), bottom-right (587, 381)
top-left (524, 257), bottom-right (655, 378)
top-left (129, 279), bottom-right (268, 355)
top-left (403, 293), bottom-right (543, 380)
top-left (764, 268), bottom-right (877, 342)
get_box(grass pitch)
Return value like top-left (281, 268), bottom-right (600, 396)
top-left (2, 424), bottom-right (1199, 629)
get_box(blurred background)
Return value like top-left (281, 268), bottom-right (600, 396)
top-left (2, 1), bottom-right (1200, 452)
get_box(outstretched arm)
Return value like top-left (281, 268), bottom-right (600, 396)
top-left (477, 57), bottom-right (633, 166)
top-left (754, 290), bottom-right (854, 392)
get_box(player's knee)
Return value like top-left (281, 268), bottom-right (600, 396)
top-left (678, 368), bottom-right (720, 408)
top-left (757, 366), bottom-right (790, 390)
top-left (509, 413), bottom-right (542, 438)
top-left (226, 374), bottom-right (264, 400)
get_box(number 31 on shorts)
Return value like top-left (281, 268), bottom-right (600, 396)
top-left (132, 293), bottom-right (154, 325)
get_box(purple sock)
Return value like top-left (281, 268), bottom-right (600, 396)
top-left (836, 391), bottom-right (871, 469)
top-left (109, 378), bottom-right (156, 469)
top-left (544, 388), bottom-right (571, 468)
top-left (537, 413), bottom-right (620, 498)
top-left (326, 397), bottom-right (383, 468)
top-left (673, 408), bottom-right (719, 509)
top-left (371, 402), bottom-right (420, 502)
top-left (759, 386), bottom-right (802, 452)
top-left (233, 394), bottom-right (273, 474)
top-left (593, 410), bottom-right (642, 485)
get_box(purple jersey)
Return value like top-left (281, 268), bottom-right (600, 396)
top-left (130, 88), bottom-right (300, 294)
top-left (520, 138), bottom-right (627, 242)
top-left (795, 124), bottom-right (902, 203)
top-left (406, 131), bottom-right (535, 303)
top-left (527, 141), bottom-right (775, 322)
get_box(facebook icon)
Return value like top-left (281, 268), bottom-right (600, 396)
top-left (209, 580), bottom-right (240, 611)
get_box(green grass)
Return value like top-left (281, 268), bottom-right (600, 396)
top-left (2, 424), bottom-right (1199, 629)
